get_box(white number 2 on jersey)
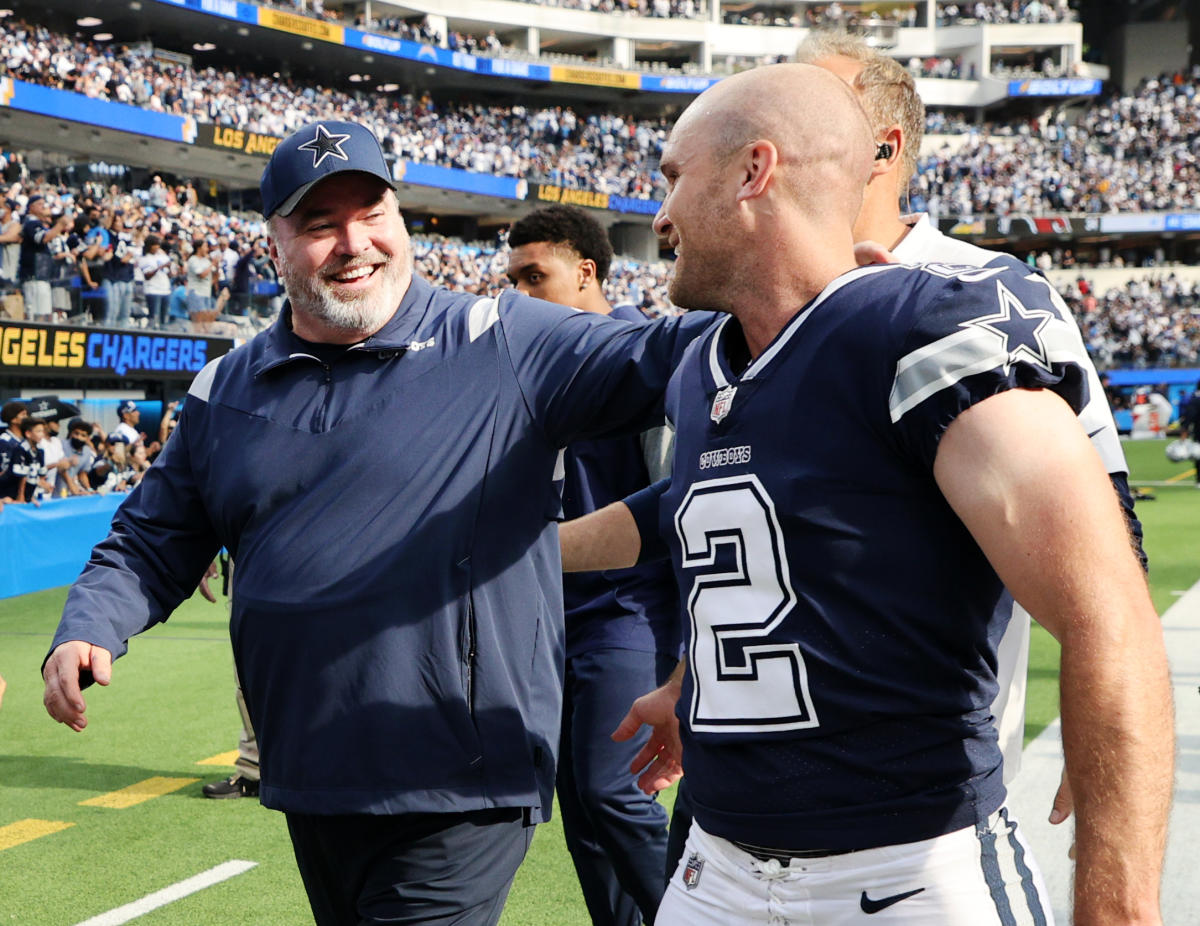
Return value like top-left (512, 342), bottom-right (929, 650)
top-left (674, 475), bottom-right (819, 733)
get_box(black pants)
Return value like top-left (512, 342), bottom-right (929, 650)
top-left (285, 808), bottom-right (534, 926)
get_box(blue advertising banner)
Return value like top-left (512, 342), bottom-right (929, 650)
top-left (639, 74), bottom-right (721, 94)
top-left (153, 0), bottom-right (259, 25)
top-left (1007, 78), bottom-right (1103, 97)
top-left (1164, 214), bottom-right (1200, 232)
top-left (395, 161), bottom-right (527, 200)
top-left (0, 78), bottom-right (196, 143)
top-left (0, 494), bottom-right (125, 599)
top-left (607, 195), bottom-right (661, 216)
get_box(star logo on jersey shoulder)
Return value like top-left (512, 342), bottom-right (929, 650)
top-left (296, 124), bottom-right (352, 168)
top-left (962, 281), bottom-right (1055, 373)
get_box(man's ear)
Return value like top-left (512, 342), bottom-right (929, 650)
top-left (735, 140), bottom-right (779, 203)
top-left (871, 125), bottom-right (904, 179)
top-left (578, 258), bottom-right (598, 290)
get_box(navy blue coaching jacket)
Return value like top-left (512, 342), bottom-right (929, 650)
top-left (49, 276), bottom-right (708, 821)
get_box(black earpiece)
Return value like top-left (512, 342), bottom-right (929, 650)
top-left (875, 142), bottom-right (893, 161)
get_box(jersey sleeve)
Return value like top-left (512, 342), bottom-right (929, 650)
top-left (497, 293), bottom-right (714, 448)
top-left (47, 400), bottom-right (223, 678)
top-left (888, 265), bottom-right (1090, 469)
top-left (625, 477), bottom-right (671, 564)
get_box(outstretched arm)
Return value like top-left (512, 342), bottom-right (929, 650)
top-left (560, 500), bottom-right (641, 573)
top-left (561, 477), bottom-right (671, 572)
top-left (934, 387), bottom-right (1172, 925)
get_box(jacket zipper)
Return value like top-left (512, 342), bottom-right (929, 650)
top-left (315, 361), bottom-right (332, 431)
top-left (465, 594), bottom-right (477, 720)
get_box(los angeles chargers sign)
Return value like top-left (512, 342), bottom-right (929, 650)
top-left (0, 321), bottom-right (235, 380)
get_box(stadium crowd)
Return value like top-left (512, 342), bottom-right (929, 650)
top-left (0, 396), bottom-right (172, 506)
top-left (1061, 273), bottom-right (1200, 368)
top-left (6, 18), bottom-right (1200, 216)
top-left (0, 19), bottom-right (666, 201)
top-left (283, 0), bottom-right (1072, 27)
top-left (936, 0), bottom-right (1077, 24)
top-left (912, 69), bottom-right (1200, 216)
top-left (4, 156), bottom-right (1196, 372)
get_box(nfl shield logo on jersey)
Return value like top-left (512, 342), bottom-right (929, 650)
top-left (710, 385), bottom-right (737, 423)
top-left (682, 852), bottom-right (705, 890)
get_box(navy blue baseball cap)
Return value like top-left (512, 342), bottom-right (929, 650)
top-left (260, 121), bottom-right (395, 218)
top-left (118, 399), bottom-right (138, 415)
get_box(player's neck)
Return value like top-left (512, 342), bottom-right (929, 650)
top-left (854, 196), bottom-right (911, 252)
top-left (576, 288), bottom-right (613, 316)
top-left (737, 256), bottom-right (853, 358)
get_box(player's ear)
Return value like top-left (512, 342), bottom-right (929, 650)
top-left (871, 125), bottom-right (903, 179)
top-left (736, 139), bottom-right (779, 203)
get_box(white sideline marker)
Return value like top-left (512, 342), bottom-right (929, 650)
top-left (73, 860), bottom-right (257, 926)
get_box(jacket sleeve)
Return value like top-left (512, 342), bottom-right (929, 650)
top-left (498, 292), bottom-right (714, 448)
top-left (47, 404), bottom-right (223, 675)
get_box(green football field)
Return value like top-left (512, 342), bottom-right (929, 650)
top-left (0, 439), bottom-right (1195, 925)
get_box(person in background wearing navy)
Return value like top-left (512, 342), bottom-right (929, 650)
top-left (17, 416), bottom-right (52, 503)
top-left (561, 65), bottom-right (1172, 924)
top-left (0, 400), bottom-right (29, 505)
top-left (103, 211), bottom-right (136, 327)
top-left (230, 239), bottom-right (267, 317)
top-left (79, 207), bottom-right (112, 323)
top-left (41, 119), bottom-right (707, 926)
top-left (19, 194), bottom-right (71, 321)
top-left (507, 204), bottom-right (675, 926)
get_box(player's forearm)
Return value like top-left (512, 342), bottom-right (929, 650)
top-left (559, 501), bottom-right (641, 572)
top-left (1058, 597), bottom-right (1173, 925)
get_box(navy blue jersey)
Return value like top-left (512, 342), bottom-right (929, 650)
top-left (655, 262), bottom-right (1089, 851)
top-left (561, 304), bottom-right (681, 659)
top-left (18, 216), bottom-right (53, 281)
top-left (0, 430), bottom-right (25, 499)
top-left (108, 232), bottom-right (135, 283)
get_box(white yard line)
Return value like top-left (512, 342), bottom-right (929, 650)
top-left (73, 860), bottom-right (258, 926)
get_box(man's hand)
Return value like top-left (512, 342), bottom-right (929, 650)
top-left (43, 641), bottom-right (113, 732)
top-left (853, 240), bottom-right (896, 266)
top-left (1050, 766), bottom-right (1074, 825)
top-left (197, 560), bottom-right (220, 604)
top-left (613, 667), bottom-right (685, 795)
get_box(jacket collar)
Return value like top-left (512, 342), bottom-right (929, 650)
top-left (252, 276), bottom-right (436, 377)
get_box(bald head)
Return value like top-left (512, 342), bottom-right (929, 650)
top-left (669, 63), bottom-right (875, 225)
top-left (653, 63), bottom-right (878, 329)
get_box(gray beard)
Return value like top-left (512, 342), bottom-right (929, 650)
top-left (277, 249), bottom-right (409, 335)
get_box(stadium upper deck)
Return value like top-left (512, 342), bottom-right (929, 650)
top-left (0, 0), bottom-right (1195, 271)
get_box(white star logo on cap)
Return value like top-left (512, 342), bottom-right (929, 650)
top-left (296, 124), bottom-right (352, 168)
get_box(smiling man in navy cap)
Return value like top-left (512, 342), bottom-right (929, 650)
top-left (42, 120), bottom-right (710, 926)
